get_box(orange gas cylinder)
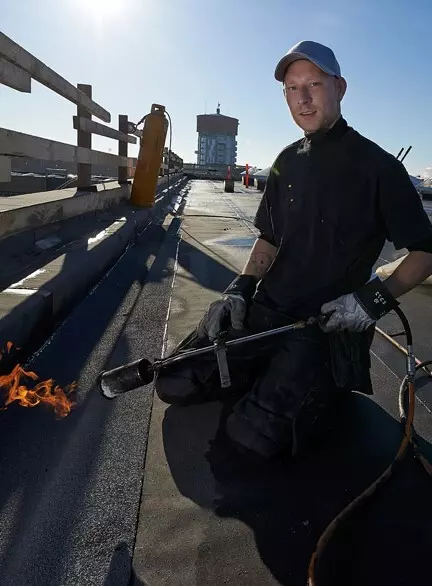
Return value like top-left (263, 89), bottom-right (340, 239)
top-left (131, 104), bottom-right (168, 207)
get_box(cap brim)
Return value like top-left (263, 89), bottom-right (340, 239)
top-left (274, 52), bottom-right (337, 82)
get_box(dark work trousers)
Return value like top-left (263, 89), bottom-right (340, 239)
top-left (156, 301), bottom-right (347, 460)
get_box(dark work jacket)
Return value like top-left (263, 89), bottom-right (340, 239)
top-left (254, 117), bottom-right (432, 320)
top-left (252, 117), bottom-right (432, 394)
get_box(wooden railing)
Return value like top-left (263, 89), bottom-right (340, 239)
top-left (0, 31), bottom-right (139, 189)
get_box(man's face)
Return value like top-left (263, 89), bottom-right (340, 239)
top-left (283, 59), bottom-right (347, 133)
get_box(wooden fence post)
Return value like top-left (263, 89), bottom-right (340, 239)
top-left (118, 114), bottom-right (129, 184)
top-left (76, 83), bottom-right (92, 189)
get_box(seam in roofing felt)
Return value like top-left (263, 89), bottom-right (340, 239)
top-left (160, 223), bottom-right (182, 360)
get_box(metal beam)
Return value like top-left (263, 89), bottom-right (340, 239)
top-left (0, 128), bottom-right (128, 167)
top-left (0, 156), bottom-right (11, 182)
top-left (0, 32), bottom-right (110, 122)
top-left (73, 116), bottom-right (137, 144)
top-left (0, 57), bottom-right (31, 92)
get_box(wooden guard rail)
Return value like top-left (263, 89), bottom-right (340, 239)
top-left (0, 31), bottom-right (138, 189)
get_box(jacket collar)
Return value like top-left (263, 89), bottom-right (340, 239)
top-left (304, 116), bottom-right (349, 146)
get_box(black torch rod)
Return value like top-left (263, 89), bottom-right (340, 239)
top-left (154, 320), bottom-right (307, 369)
top-left (98, 320), bottom-right (307, 399)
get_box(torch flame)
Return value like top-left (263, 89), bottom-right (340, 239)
top-left (0, 342), bottom-right (76, 419)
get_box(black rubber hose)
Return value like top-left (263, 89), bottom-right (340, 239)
top-left (394, 305), bottom-right (412, 345)
top-left (307, 306), bottom-right (417, 586)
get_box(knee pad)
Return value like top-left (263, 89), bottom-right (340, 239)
top-left (154, 368), bottom-right (196, 405)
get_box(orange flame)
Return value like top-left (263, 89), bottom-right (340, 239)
top-left (0, 342), bottom-right (77, 419)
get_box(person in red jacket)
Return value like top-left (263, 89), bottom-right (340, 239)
top-left (156, 41), bottom-right (432, 462)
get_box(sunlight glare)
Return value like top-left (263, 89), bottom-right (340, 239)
top-left (74, 0), bottom-right (124, 22)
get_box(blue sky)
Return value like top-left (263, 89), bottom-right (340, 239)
top-left (1, 0), bottom-right (432, 176)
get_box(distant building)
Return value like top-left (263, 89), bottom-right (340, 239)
top-left (196, 104), bottom-right (238, 166)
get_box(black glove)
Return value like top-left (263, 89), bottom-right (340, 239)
top-left (197, 274), bottom-right (258, 341)
top-left (320, 275), bottom-right (399, 333)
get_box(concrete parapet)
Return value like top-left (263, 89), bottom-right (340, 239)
top-left (0, 175), bottom-right (189, 366)
top-left (0, 182), bottom-right (130, 241)
top-left (0, 173), bottom-right (183, 242)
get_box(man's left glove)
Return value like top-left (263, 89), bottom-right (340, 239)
top-left (197, 274), bottom-right (258, 341)
top-left (320, 276), bottom-right (399, 333)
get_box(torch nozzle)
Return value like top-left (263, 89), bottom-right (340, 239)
top-left (98, 358), bottom-right (155, 399)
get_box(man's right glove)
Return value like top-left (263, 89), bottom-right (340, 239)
top-left (197, 274), bottom-right (258, 341)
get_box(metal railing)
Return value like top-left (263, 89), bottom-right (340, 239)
top-left (0, 31), bottom-right (138, 190)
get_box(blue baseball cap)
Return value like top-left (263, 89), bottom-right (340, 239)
top-left (274, 40), bottom-right (341, 82)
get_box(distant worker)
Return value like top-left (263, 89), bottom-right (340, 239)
top-left (155, 41), bottom-right (432, 461)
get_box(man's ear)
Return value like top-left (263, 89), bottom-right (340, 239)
top-left (336, 76), bottom-right (347, 102)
